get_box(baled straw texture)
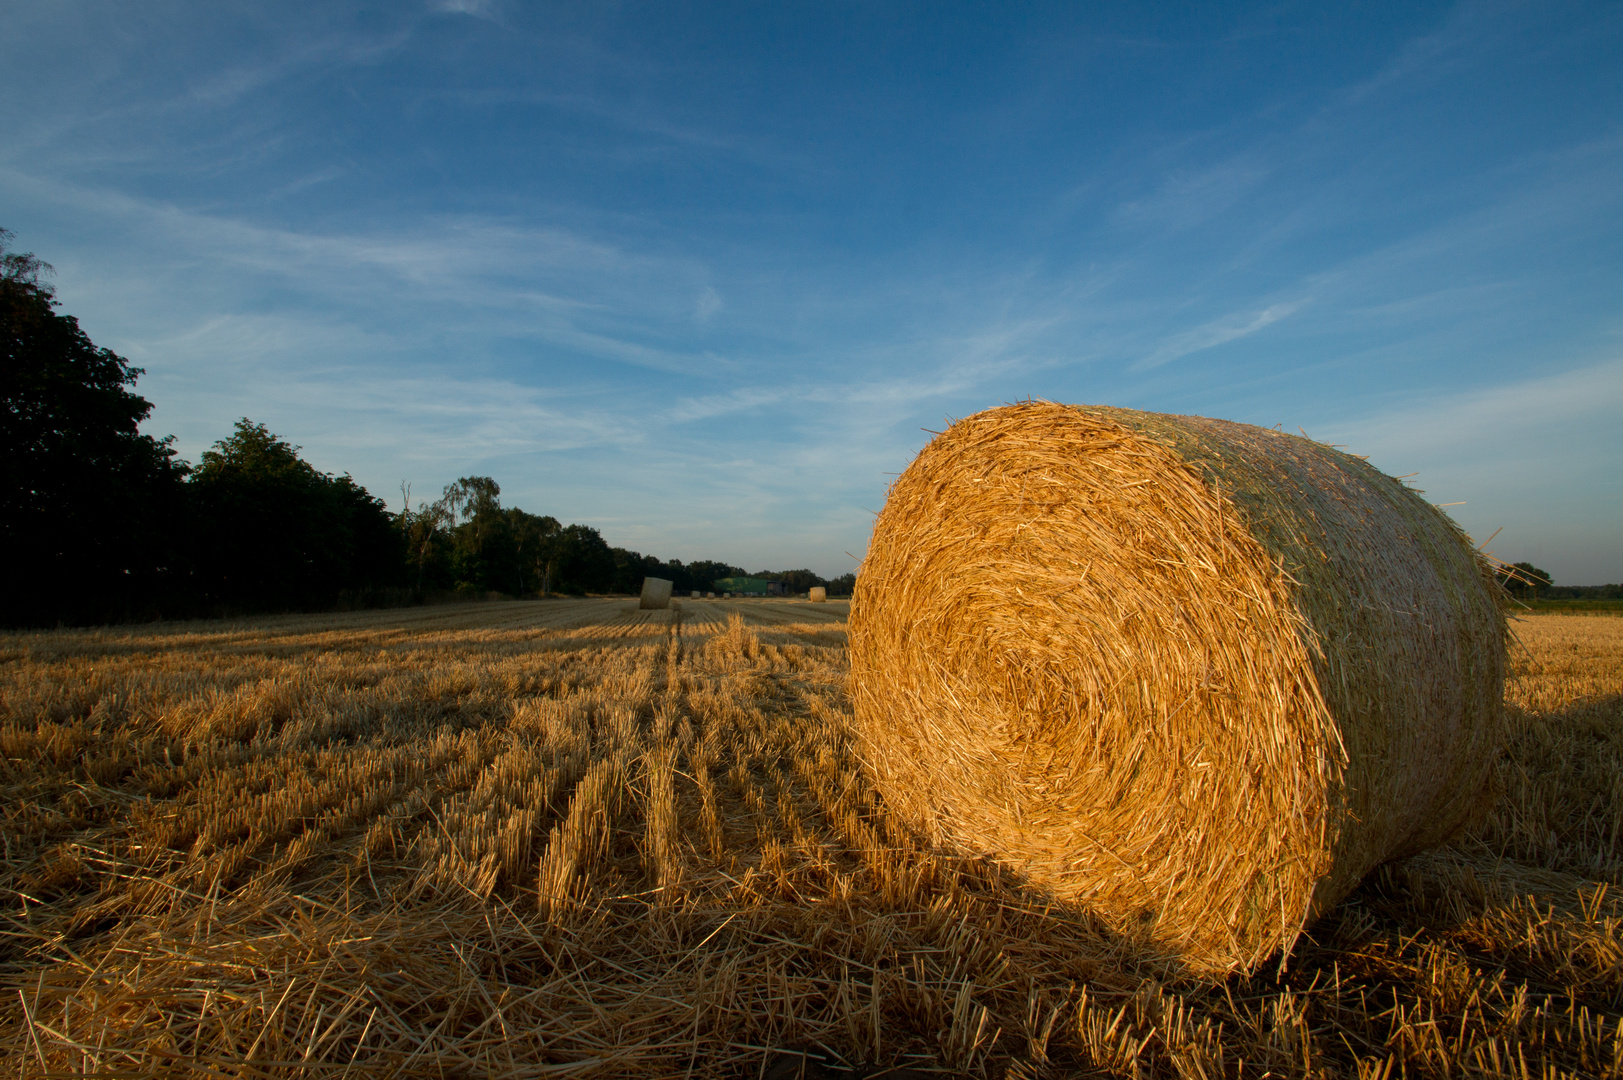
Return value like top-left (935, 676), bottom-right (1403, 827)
top-left (810, 586), bottom-right (828, 602)
top-left (848, 401), bottom-right (1506, 976)
top-left (639, 576), bottom-right (674, 610)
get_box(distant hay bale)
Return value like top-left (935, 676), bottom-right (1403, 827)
top-left (691, 590), bottom-right (701, 598)
top-left (639, 577), bottom-right (674, 610)
top-left (847, 402), bottom-right (1506, 976)
top-left (809, 586), bottom-right (827, 602)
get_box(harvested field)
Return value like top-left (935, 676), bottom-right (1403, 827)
top-left (2, 603), bottom-right (1620, 1077)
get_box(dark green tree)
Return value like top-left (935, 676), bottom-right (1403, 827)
top-left (660, 558), bottom-right (699, 594)
top-left (551, 523), bottom-right (615, 594)
top-left (396, 482), bottom-right (565, 597)
top-left (507, 508), bottom-right (562, 595)
top-left (610, 547), bottom-right (676, 594)
top-left (752, 568), bottom-right (825, 594)
top-left (188, 419), bottom-right (402, 611)
top-left (683, 560), bottom-right (745, 593)
top-left (1, 229), bottom-right (189, 625)
top-left (1496, 561), bottom-right (1552, 600)
top-left (440, 476), bottom-right (507, 591)
top-left (399, 482), bottom-right (455, 595)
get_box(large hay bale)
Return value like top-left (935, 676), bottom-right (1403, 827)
top-left (639, 577), bottom-right (674, 610)
top-left (809, 586), bottom-right (827, 602)
top-left (848, 402), bottom-right (1505, 975)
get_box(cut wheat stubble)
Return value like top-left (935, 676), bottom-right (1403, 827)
top-left (1, 599), bottom-right (1617, 1077)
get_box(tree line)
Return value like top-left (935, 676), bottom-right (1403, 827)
top-left (398, 474), bottom-right (854, 601)
top-left (1, 229), bottom-right (852, 627)
top-left (1494, 562), bottom-right (1619, 602)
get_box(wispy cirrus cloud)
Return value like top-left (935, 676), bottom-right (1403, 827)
top-left (1132, 300), bottom-right (1306, 372)
top-left (1340, 0), bottom-right (1509, 106)
top-left (693, 286), bottom-right (723, 323)
top-left (1330, 355), bottom-right (1623, 467)
top-left (431, 0), bottom-right (500, 18)
top-left (1113, 157), bottom-right (1272, 232)
top-left (1319, 356), bottom-right (1623, 581)
top-left (0, 164), bottom-right (729, 361)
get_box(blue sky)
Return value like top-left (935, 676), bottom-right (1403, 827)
top-left (3, 1), bottom-right (1620, 582)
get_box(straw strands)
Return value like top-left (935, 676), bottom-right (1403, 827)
top-left (849, 401), bottom-right (1509, 975)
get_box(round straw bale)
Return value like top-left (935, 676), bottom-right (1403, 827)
top-left (809, 586), bottom-right (828, 602)
top-left (848, 401), bottom-right (1505, 975)
top-left (639, 577), bottom-right (673, 610)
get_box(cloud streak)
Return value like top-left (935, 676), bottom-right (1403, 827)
top-left (1133, 301), bottom-right (1306, 372)
top-left (1320, 356), bottom-right (1623, 582)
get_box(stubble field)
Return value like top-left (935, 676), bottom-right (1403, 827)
top-left (2, 601), bottom-right (1620, 1078)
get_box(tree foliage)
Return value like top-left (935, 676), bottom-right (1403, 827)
top-left (2, 230), bottom-right (189, 625)
top-left (753, 568), bottom-right (823, 594)
top-left (388, 498), bottom-right (848, 601)
top-left (1497, 561), bottom-right (1553, 600)
top-left (186, 420), bottom-right (403, 612)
